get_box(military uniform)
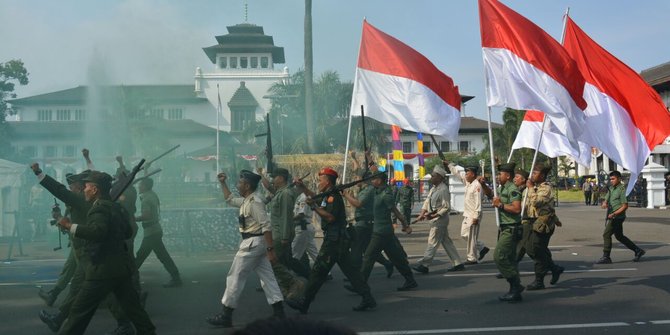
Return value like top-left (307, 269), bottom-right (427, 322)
top-left (396, 183), bottom-right (414, 227)
top-left (598, 182), bottom-right (644, 262)
top-left (269, 184), bottom-right (309, 278)
top-left (60, 172), bottom-right (155, 335)
top-left (449, 164), bottom-right (487, 263)
top-left (415, 177), bottom-right (463, 269)
top-left (360, 183), bottom-right (416, 290)
top-left (350, 184), bottom-right (393, 273)
top-left (524, 180), bottom-right (563, 289)
top-left (135, 188), bottom-right (181, 285)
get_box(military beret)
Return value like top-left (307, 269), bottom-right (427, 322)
top-left (515, 168), bottom-right (529, 180)
top-left (533, 163), bottom-right (552, 176)
top-left (432, 165), bottom-right (448, 178)
top-left (239, 170), bottom-right (262, 185)
top-left (81, 171), bottom-right (113, 193)
top-left (464, 166), bottom-right (479, 175)
top-left (271, 167), bottom-right (289, 179)
top-left (497, 163), bottom-right (516, 174)
top-left (318, 167), bottom-right (338, 179)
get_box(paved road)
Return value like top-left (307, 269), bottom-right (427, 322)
top-left (2, 203), bottom-right (669, 334)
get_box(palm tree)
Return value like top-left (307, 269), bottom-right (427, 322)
top-left (304, 0), bottom-right (316, 153)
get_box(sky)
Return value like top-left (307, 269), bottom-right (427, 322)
top-left (2, 0), bottom-right (669, 123)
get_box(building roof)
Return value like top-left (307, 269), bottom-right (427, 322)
top-left (641, 61), bottom-right (670, 91)
top-left (227, 82), bottom-right (259, 108)
top-left (397, 117), bottom-right (501, 136)
top-left (8, 85), bottom-right (208, 106)
top-left (203, 23), bottom-right (285, 64)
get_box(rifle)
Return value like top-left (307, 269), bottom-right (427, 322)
top-left (360, 106), bottom-right (370, 172)
top-left (133, 168), bottom-right (162, 185)
top-left (310, 172), bottom-right (384, 201)
top-left (289, 172), bottom-right (311, 188)
top-left (111, 159), bottom-right (146, 201)
top-left (429, 135), bottom-right (446, 161)
top-left (141, 145), bottom-right (180, 171)
top-left (255, 113), bottom-right (275, 175)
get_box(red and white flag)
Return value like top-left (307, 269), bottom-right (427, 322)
top-left (479, 0), bottom-right (587, 142)
top-left (564, 17), bottom-right (670, 194)
top-left (350, 20), bottom-right (462, 141)
top-left (512, 110), bottom-right (591, 167)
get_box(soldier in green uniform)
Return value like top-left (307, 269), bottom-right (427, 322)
top-left (56, 171), bottom-right (155, 335)
top-left (487, 163), bottom-right (524, 302)
top-left (595, 171), bottom-right (645, 264)
top-left (360, 172), bottom-right (417, 291)
top-left (135, 178), bottom-right (182, 288)
top-left (396, 178), bottom-right (414, 228)
top-left (513, 168), bottom-right (530, 263)
top-left (287, 167), bottom-right (376, 314)
top-left (523, 163), bottom-right (564, 290)
top-left (342, 170), bottom-right (394, 277)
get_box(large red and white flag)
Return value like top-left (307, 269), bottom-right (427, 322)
top-left (479, 0), bottom-right (587, 142)
top-left (350, 20), bottom-right (462, 141)
top-left (512, 110), bottom-right (591, 167)
top-left (564, 17), bottom-right (670, 194)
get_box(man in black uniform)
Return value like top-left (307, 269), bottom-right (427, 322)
top-left (286, 167), bottom-right (376, 314)
top-left (56, 171), bottom-right (155, 335)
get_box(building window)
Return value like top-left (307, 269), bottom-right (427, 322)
top-left (230, 57), bottom-right (238, 68)
top-left (45, 146), bottom-right (57, 158)
top-left (402, 142), bottom-right (412, 153)
top-left (22, 146), bottom-right (37, 158)
top-left (422, 141), bottom-right (431, 153)
top-left (440, 141), bottom-right (451, 152)
top-left (56, 109), bottom-right (71, 121)
top-left (167, 108), bottom-right (183, 120)
top-left (459, 141), bottom-right (470, 153)
top-left (260, 57), bottom-right (269, 68)
top-left (250, 57), bottom-right (258, 68)
top-left (219, 56), bottom-right (227, 69)
top-left (240, 57), bottom-right (248, 68)
top-left (231, 107), bottom-right (256, 132)
top-left (149, 108), bottom-right (164, 119)
top-left (75, 109), bottom-right (85, 121)
top-left (63, 145), bottom-right (76, 157)
top-left (38, 109), bottom-right (53, 121)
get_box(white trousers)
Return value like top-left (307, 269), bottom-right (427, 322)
top-left (461, 217), bottom-right (486, 262)
top-left (417, 218), bottom-right (462, 267)
top-left (292, 224), bottom-right (318, 262)
top-left (221, 236), bottom-right (283, 308)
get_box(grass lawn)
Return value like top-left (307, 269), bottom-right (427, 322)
top-left (556, 189), bottom-right (586, 203)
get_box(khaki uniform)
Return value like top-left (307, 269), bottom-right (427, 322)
top-left (135, 190), bottom-right (180, 281)
top-left (291, 193), bottom-right (318, 264)
top-left (524, 182), bottom-right (561, 276)
top-left (450, 164), bottom-right (486, 263)
top-left (416, 182), bottom-right (462, 268)
top-left (221, 192), bottom-right (283, 308)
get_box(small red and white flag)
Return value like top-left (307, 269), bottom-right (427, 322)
top-left (479, 0), bottom-right (587, 142)
top-left (564, 17), bottom-right (670, 194)
top-left (349, 20), bottom-right (462, 141)
top-left (511, 110), bottom-right (591, 167)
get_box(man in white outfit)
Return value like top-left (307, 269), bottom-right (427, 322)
top-left (447, 162), bottom-right (489, 264)
top-left (292, 192), bottom-right (319, 266)
top-left (206, 170), bottom-right (284, 328)
top-left (412, 165), bottom-right (464, 273)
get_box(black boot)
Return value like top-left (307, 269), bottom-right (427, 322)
top-left (499, 277), bottom-right (523, 302)
top-left (352, 292), bottom-right (377, 311)
top-left (39, 310), bottom-right (64, 333)
top-left (206, 305), bottom-right (233, 328)
top-left (397, 274), bottom-right (418, 291)
top-left (106, 319), bottom-right (136, 335)
top-left (633, 248), bottom-right (646, 262)
top-left (595, 252), bottom-right (612, 264)
top-left (163, 274), bottom-right (183, 288)
top-left (285, 297), bottom-right (310, 314)
top-left (526, 274), bottom-right (545, 291)
top-left (271, 302), bottom-right (286, 319)
top-left (550, 266), bottom-right (564, 285)
top-left (38, 288), bottom-right (58, 307)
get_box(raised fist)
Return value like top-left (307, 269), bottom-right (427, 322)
top-left (217, 172), bottom-right (227, 183)
top-left (82, 148), bottom-right (90, 158)
top-left (115, 156), bottom-right (124, 164)
top-left (30, 162), bottom-right (41, 173)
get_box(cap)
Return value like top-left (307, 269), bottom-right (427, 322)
top-left (66, 170), bottom-right (91, 184)
top-left (533, 163), bottom-right (552, 176)
top-left (432, 165), bottom-right (447, 178)
top-left (515, 168), bottom-right (529, 180)
top-left (497, 163), bottom-right (516, 174)
top-left (239, 169), bottom-right (262, 185)
top-left (464, 166), bottom-right (479, 175)
top-left (82, 171), bottom-right (113, 193)
top-left (271, 167), bottom-right (289, 179)
top-left (318, 167), bottom-right (338, 179)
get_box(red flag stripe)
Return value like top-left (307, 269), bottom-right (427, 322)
top-left (523, 110), bottom-right (544, 122)
top-left (358, 20), bottom-right (461, 110)
top-left (479, 0), bottom-right (587, 110)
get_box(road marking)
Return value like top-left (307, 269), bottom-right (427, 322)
top-left (0, 281), bottom-right (56, 287)
top-left (443, 268), bottom-right (637, 277)
top-left (358, 320), bottom-right (670, 334)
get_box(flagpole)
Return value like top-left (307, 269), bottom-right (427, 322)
top-left (216, 84), bottom-right (221, 173)
top-left (485, 106), bottom-right (501, 227)
top-left (343, 19), bottom-right (366, 182)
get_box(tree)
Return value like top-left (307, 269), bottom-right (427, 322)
top-left (481, 108), bottom-right (545, 170)
top-left (0, 59), bottom-right (29, 160)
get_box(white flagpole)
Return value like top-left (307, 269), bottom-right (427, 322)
top-left (485, 106), bottom-right (501, 227)
top-left (216, 84), bottom-right (221, 173)
top-left (343, 20), bottom-right (366, 182)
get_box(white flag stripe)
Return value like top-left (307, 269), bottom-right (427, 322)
top-left (350, 68), bottom-right (461, 141)
top-left (483, 47), bottom-right (586, 143)
top-left (512, 119), bottom-right (591, 167)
